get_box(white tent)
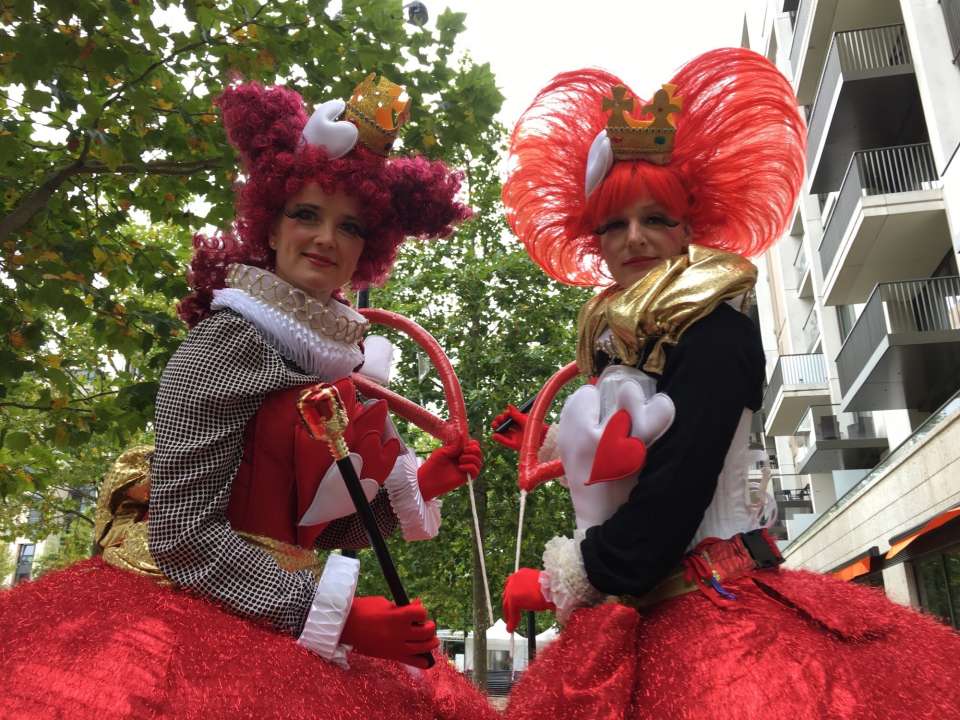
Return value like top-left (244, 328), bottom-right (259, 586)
top-left (455, 620), bottom-right (559, 672)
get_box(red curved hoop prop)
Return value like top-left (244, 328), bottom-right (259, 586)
top-left (517, 362), bottom-right (581, 492)
top-left (352, 308), bottom-right (467, 445)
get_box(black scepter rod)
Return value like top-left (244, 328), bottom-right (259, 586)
top-left (493, 394), bottom-right (537, 436)
top-left (298, 383), bottom-right (434, 669)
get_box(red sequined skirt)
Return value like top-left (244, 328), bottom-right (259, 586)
top-left (505, 569), bottom-right (960, 720)
top-left (0, 559), bottom-right (495, 720)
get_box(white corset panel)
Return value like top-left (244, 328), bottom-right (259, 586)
top-left (686, 408), bottom-right (760, 550)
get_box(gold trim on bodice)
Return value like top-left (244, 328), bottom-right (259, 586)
top-left (225, 263), bottom-right (368, 346)
top-left (576, 245), bottom-right (757, 376)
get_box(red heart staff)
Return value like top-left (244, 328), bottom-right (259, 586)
top-left (298, 382), bottom-right (435, 669)
top-left (349, 307), bottom-right (494, 624)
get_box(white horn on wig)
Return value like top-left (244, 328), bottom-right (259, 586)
top-left (585, 129), bottom-right (613, 198)
top-left (302, 99), bottom-right (359, 159)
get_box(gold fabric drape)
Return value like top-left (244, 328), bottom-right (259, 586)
top-left (576, 245), bottom-right (757, 376)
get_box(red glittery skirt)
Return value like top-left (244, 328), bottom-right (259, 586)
top-left (505, 568), bottom-right (960, 720)
top-left (0, 559), bottom-right (496, 720)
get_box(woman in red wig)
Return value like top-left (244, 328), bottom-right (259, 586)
top-left (494, 49), bottom-right (960, 720)
top-left (0, 77), bottom-right (495, 720)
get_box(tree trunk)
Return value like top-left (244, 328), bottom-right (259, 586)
top-left (470, 471), bottom-right (489, 692)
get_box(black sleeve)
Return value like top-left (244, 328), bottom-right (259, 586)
top-left (580, 304), bottom-right (765, 597)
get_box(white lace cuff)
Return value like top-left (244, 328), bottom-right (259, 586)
top-left (297, 553), bottom-right (360, 668)
top-left (540, 531), bottom-right (604, 624)
top-left (384, 448), bottom-right (442, 541)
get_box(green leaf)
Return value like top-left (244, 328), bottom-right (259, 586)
top-left (4, 431), bottom-right (32, 452)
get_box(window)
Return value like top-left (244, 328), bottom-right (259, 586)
top-left (913, 543), bottom-right (960, 629)
top-left (14, 543), bottom-right (36, 585)
top-left (836, 304), bottom-right (857, 344)
top-left (487, 650), bottom-right (512, 672)
top-left (853, 571), bottom-right (885, 590)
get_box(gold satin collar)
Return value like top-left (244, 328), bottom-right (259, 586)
top-left (576, 245), bottom-right (756, 376)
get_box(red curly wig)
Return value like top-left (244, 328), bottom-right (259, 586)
top-left (178, 82), bottom-right (471, 325)
top-left (502, 48), bottom-right (806, 286)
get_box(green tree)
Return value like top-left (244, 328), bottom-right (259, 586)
top-left (354, 127), bottom-right (588, 687)
top-left (0, 2), bottom-right (500, 529)
top-left (31, 512), bottom-right (94, 578)
top-left (0, 542), bottom-right (13, 587)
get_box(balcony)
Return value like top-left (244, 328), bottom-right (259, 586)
top-left (807, 25), bottom-right (927, 194)
top-left (790, 1), bottom-right (907, 106)
top-left (771, 485), bottom-right (814, 542)
top-left (763, 353), bottom-right (832, 436)
top-left (800, 306), bottom-right (820, 352)
top-left (837, 276), bottom-right (960, 412)
top-left (819, 144), bottom-right (948, 306)
top-left (794, 242), bottom-right (813, 299)
top-left (793, 404), bottom-right (888, 475)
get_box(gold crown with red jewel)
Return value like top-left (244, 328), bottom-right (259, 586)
top-left (345, 73), bottom-right (411, 156)
top-left (603, 83), bottom-right (683, 165)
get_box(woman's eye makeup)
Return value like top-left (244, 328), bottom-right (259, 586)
top-left (645, 214), bottom-right (680, 227)
top-left (595, 219), bottom-right (626, 235)
top-left (340, 222), bottom-right (365, 237)
top-left (285, 207), bottom-right (319, 224)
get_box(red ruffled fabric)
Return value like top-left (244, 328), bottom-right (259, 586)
top-left (506, 569), bottom-right (960, 720)
top-left (0, 559), bottom-right (496, 720)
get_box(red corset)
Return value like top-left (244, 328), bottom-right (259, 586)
top-left (227, 378), bottom-right (401, 548)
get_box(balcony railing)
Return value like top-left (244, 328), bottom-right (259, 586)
top-left (818, 144), bottom-right (939, 278)
top-left (837, 276), bottom-right (960, 394)
top-left (943, 0), bottom-right (960, 65)
top-left (807, 25), bottom-right (913, 173)
top-left (801, 306), bottom-right (819, 352)
top-left (793, 242), bottom-right (809, 286)
top-left (784, 388), bottom-right (960, 551)
top-left (789, 0), bottom-right (812, 77)
top-left (793, 403), bottom-right (884, 469)
top-left (762, 353), bottom-right (829, 419)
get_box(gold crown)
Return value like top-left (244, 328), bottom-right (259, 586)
top-left (603, 84), bottom-right (682, 165)
top-left (345, 73), bottom-right (411, 156)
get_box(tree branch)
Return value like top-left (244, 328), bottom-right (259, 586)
top-left (76, 157), bottom-right (227, 176)
top-left (0, 402), bottom-right (90, 414)
top-left (0, 160), bottom-right (83, 244)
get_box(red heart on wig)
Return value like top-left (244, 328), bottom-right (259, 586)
top-left (586, 409), bottom-right (648, 485)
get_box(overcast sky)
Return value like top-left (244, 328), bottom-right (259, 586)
top-left (441, 0), bottom-right (758, 126)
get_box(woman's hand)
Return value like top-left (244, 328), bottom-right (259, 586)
top-left (490, 404), bottom-right (547, 452)
top-left (340, 596), bottom-right (439, 669)
top-left (502, 568), bottom-right (555, 633)
top-left (417, 437), bottom-right (483, 501)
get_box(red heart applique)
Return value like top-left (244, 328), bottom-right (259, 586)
top-left (586, 409), bottom-right (648, 485)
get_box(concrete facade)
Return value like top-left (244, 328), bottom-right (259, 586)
top-left (745, 0), bottom-right (960, 614)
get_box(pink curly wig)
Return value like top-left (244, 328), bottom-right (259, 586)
top-left (502, 48), bottom-right (806, 286)
top-left (178, 82), bottom-right (471, 325)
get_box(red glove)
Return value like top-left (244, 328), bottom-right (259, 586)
top-left (340, 596), bottom-right (439, 669)
top-left (490, 404), bottom-right (547, 452)
top-left (502, 568), bottom-right (555, 633)
top-left (417, 437), bottom-right (483, 501)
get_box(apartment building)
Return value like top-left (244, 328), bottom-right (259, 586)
top-left (744, 0), bottom-right (960, 629)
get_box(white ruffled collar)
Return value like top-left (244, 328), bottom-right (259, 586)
top-left (211, 264), bottom-right (366, 380)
